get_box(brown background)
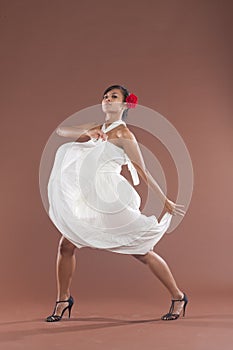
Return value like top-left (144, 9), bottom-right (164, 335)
top-left (1, 0), bottom-right (233, 349)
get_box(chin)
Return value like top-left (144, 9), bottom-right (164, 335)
top-left (102, 105), bottom-right (111, 113)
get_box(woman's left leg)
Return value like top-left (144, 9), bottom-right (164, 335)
top-left (132, 251), bottom-right (185, 316)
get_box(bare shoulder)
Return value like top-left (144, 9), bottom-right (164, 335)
top-left (116, 125), bottom-right (146, 173)
top-left (116, 125), bottom-right (137, 142)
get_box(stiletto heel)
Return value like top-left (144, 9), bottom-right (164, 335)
top-left (182, 298), bottom-right (188, 317)
top-left (161, 293), bottom-right (188, 321)
top-left (45, 295), bottom-right (74, 322)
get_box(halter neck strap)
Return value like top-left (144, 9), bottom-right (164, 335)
top-left (101, 120), bottom-right (126, 133)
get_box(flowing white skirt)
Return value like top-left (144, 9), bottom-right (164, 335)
top-left (47, 140), bottom-right (173, 254)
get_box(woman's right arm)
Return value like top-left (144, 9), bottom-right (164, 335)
top-left (56, 122), bottom-right (108, 142)
top-left (56, 123), bottom-right (96, 138)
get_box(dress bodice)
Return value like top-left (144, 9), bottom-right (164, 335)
top-left (57, 120), bottom-right (140, 186)
top-left (89, 120), bottom-right (140, 186)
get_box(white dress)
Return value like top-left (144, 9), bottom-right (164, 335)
top-left (47, 120), bottom-right (173, 255)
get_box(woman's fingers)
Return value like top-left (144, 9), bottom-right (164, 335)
top-left (175, 208), bottom-right (186, 214)
top-left (92, 129), bottom-right (108, 140)
top-left (172, 211), bottom-right (183, 217)
top-left (176, 211), bottom-right (185, 216)
top-left (173, 202), bottom-right (186, 215)
top-left (168, 203), bottom-right (186, 216)
top-left (177, 208), bottom-right (185, 213)
top-left (98, 130), bottom-right (107, 138)
top-left (173, 208), bottom-right (186, 216)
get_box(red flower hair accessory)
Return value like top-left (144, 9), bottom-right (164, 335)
top-left (125, 93), bottom-right (138, 108)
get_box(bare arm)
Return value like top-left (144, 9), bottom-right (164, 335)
top-left (119, 129), bottom-right (167, 202)
top-left (118, 128), bottom-right (185, 216)
top-left (56, 122), bottom-right (105, 141)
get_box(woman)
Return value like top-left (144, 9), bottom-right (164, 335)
top-left (46, 85), bottom-right (188, 322)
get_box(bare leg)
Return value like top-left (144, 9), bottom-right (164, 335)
top-left (54, 236), bottom-right (77, 316)
top-left (132, 251), bottom-right (185, 315)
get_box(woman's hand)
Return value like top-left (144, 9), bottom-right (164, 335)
top-left (164, 198), bottom-right (186, 216)
top-left (86, 127), bottom-right (108, 141)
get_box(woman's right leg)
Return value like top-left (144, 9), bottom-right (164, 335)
top-left (54, 236), bottom-right (77, 316)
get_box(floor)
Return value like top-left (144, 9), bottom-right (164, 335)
top-left (0, 294), bottom-right (232, 350)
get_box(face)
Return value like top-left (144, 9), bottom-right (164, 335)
top-left (101, 88), bottom-right (126, 114)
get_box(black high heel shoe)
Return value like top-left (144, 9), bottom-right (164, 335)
top-left (45, 296), bottom-right (74, 322)
top-left (161, 293), bottom-right (188, 321)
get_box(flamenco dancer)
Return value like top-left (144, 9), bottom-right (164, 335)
top-left (46, 85), bottom-right (188, 322)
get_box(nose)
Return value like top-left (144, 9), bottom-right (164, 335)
top-left (103, 95), bottom-right (111, 103)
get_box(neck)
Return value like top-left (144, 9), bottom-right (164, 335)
top-left (104, 111), bottom-right (123, 126)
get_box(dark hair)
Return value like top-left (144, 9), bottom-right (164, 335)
top-left (102, 84), bottom-right (130, 121)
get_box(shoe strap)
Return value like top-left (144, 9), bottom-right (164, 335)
top-left (172, 294), bottom-right (185, 302)
top-left (49, 315), bottom-right (61, 320)
top-left (56, 300), bottom-right (70, 304)
top-left (56, 298), bottom-right (71, 304)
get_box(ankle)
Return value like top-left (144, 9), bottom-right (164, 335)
top-left (57, 293), bottom-right (70, 301)
top-left (172, 291), bottom-right (184, 300)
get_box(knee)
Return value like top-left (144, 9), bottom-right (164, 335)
top-left (58, 237), bottom-right (76, 256)
top-left (132, 250), bottom-right (155, 264)
top-left (132, 253), bottom-right (148, 265)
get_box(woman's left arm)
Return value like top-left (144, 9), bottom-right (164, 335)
top-left (118, 128), bottom-right (185, 216)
